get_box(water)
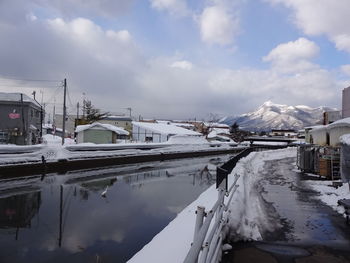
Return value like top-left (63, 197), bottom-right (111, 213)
top-left (0, 155), bottom-right (231, 263)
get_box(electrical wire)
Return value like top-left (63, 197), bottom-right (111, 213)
top-left (0, 75), bottom-right (63, 83)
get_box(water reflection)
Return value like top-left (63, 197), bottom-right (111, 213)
top-left (0, 156), bottom-right (231, 263)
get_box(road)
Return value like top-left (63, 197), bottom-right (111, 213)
top-left (223, 157), bottom-right (350, 263)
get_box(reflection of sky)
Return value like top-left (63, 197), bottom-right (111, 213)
top-left (0, 155), bottom-right (231, 263)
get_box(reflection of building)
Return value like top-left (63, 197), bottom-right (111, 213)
top-left (0, 92), bottom-right (42, 145)
top-left (0, 192), bottom-right (41, 228)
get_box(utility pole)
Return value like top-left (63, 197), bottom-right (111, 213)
top-left (62, 79), bottom-right (67, 145)
top-left (76, 102), bottom-right (79, 119)
top-left (20, 94), bottom-right (26, 145)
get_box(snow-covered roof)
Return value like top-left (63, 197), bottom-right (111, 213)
top-left (132, 121), bottom-right (201, 136)
top-left (75, 122), bottom-right (129, 135)
top-left (0, 92), bottom-right (41, 108)
top-left (328, 117), bottom-right (350, 129)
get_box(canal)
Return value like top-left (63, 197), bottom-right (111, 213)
top-left (0, 155), bottom-right (232, 263)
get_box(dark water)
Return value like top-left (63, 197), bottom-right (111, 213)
top-left (0, 155), bottom-right (231, 263)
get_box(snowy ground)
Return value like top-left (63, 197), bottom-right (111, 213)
top-left (128, 148), bottom-right (296, 263)
top-left (305, 180), bottom-right (350, 217)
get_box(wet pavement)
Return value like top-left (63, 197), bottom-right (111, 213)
top-left (223, 157), bottom-right (350, 263)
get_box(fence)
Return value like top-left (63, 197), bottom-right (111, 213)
top-left (183, 146), bottom-right (288, 263)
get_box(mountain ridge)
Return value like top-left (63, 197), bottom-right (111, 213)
top-left (220, 101), bottom-right (336, 131)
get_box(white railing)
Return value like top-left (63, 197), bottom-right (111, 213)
top-left (183, 173), bottom-right (240, 263)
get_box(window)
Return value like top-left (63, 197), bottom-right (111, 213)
top-left (145, 136), bottom-right (153, 142)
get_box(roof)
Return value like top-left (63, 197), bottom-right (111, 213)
top-left (0, 92), bottom-right (41, 108)
top-left (328, 117), bottom-right (350, 129)
top-left (132, 121), bottom-right (201, 136)
top-left (75, 122), bottom-right (129, 135)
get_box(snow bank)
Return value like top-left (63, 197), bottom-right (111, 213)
top-left (226, 148), bottom-right (296, 241)
top-left (305, 180), bottom-right (350, 216)
top-left (166, 135), bottom-right (208, 144)
top-left (128, 148), bottom-right (296, 263)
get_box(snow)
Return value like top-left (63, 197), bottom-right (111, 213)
top-left (128, 148), bottom-right (296, 263)
top-left (75, 122), bottom-right (129, 135)
top-left (166, 135), bottom-right (208, 144)
top-left (328, 117), bottom-right (350, 129)
top-left (0, 92), bottom-right (41, 108)
top-left (305, 180), bottom-right (350, 217)
top-left (340, 134), bottom-right (350, 145)
top-left (132, 121), bottom-right (201, 136)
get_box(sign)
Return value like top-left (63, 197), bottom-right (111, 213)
top-left (9, 113), bottom-right (20, 119)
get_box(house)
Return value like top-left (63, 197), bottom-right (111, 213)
top-left (75, 122), bottom-right (129, 144)
top-left (309, 126), bottom-right (328, 145)
top-left (270, 129), bottom-right (297, 138)
top-left (327, 118), bottom-right (350, 146)
top-left (0, 92), bottom-right (43, 145)
top-left (132, 121), bottom-right (202, 143)
top-left (99, 116), bottom-right (133, 133)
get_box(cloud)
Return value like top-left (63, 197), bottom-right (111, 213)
top-left (266, 0), bottom-right (350, 53)
top-left (263, 38), bottom-right (320, 73)
top-left (170, 60), bottom-right (193, 70)
top-left (341, 65), bottom-right (350, 76)
top-left (198, 3), bottom-right (239, 46)
top-left (149, 0), bottom-right (189, 16)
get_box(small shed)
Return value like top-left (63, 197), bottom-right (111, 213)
top-left (132, 121), bottom-right (201, 143)
top-left (75, 122), bottom-right (129, 144)
top-left (327, 117), bottom-right (350, 146)
top-left (309, 125), bottom-right (328, 146)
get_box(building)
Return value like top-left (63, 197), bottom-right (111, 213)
top-left (309, 126), bottom-right (328, 145)
top-left (99, 116), bottom-right (133, 133)
top-left (132, 121), bottom-right (202, 143)
top-left (327, 118), bottom-right (350, 146)
top-left (342, 86), bottom-right (350, 118)
top-left (53, 114), bottom-right (76, 136)
top-left (323, 111), bottom-right (341, 125)
top-left (75, 122), bottom-right (129, 144)
top-left (0, 92), bottom-right (42, 145)
top-left (270, 129), bottom-right (297, 138)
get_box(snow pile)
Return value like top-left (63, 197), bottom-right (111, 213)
top-left (128, 148), bottom-right (296, 263)
top-left (340, 134), bottom-right (350, 145)
top-left (166, 135), bottom-right (208, 144)
top-left (226, 148), bottom-right (296, 241)
top-left (305, 180), bottom-right (350, 216)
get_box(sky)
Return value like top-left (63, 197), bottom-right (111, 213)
top-left (0, 0), bottom-right (349, 120)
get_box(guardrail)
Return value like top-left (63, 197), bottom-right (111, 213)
top-left (183, 145), bottom-right (289, 263)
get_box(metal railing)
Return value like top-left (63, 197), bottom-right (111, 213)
top-left (183, 146), bottom-right (289, 263)
top-left (183, 148), bottom-right (253, 263)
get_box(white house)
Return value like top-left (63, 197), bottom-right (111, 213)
top-left (75, 122), bottom-right (129, 144)
top-left (132, 121), bottom-right (202, 143)
top-left (327, 117), bottom-right (350, 146)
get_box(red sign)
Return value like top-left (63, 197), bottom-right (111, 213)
top-left (9, 113), bottom-right (20, 119)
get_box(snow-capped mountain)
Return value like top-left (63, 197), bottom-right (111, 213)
top-left (220, 101), bottom-right (336, 131)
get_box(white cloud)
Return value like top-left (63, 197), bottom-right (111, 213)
top-left (267, 0), bottom-right (350, 53)
top-left (341, 65), bottom-right (350, 76)
top-left (263, 38), bottom-right (319, 73)
top-left (149, 0), bottom-right (189, 16)
top-left (170, 60), bottom-right (193, 70)
top-left (198, 4), bottom-right (239, 46)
